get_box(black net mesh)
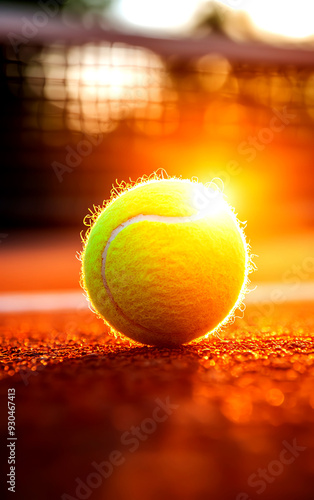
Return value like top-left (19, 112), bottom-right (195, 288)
top-left (1, 15), bottom-right (314, 229)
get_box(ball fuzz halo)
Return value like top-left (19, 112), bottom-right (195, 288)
top-left (81, 174), bottom-right (252, 347)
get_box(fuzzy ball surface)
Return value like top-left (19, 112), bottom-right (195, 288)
top-left (82, 178), bottom-right (249, 346)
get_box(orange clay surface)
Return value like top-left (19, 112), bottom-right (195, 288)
top-left (1, 302), bottom-right (314, 500)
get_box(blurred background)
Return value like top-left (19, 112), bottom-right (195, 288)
top-left (0, 0), bottom-right (313, 294)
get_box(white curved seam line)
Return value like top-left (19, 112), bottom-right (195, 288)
top-left (101, 211), bottom-right (208, 283)
top-left (101, 211), bottom-right (206, 332)
top-left (102, 210), bottom-right (208, 270)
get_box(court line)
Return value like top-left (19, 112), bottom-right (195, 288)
top-left (0, 291), bottom-right (87, 313)
top-left (0, 282), bottom-right (313, 313)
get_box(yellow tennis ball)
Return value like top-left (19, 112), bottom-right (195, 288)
top-left (81, 177), bottom-right (250, 346)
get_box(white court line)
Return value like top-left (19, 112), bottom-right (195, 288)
top-left (0, 291), bottom-right (88, 313)
top-left (245, 281), bottom-right (314, 304)
top-left (0, 282), bottom-right (313, 313)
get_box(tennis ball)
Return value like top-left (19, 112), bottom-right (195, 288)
top-left (81, 177), bottom-right (250, 347)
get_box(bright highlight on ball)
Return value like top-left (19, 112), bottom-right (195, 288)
top-left (81, 176), bottom-right (251, 347)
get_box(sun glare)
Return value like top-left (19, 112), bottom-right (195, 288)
top-left (114, 0), bottom-right (204, 32)
top-left (114, 0), bottom-right (314, 40)
top-left (245, 0), bottom-right (314, 40)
